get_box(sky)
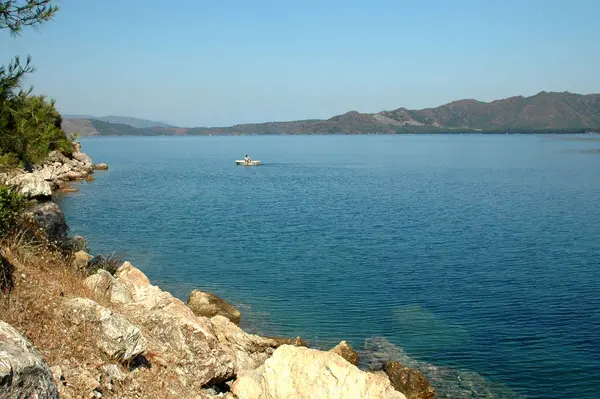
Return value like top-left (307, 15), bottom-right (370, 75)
top-left (2, 0), bottom-right (600, 127)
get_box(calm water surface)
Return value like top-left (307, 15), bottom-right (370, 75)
top-left (56, 135), bottom-right (600, 398)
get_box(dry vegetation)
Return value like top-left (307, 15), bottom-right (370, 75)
top-left (0, 236), bottom-right (220, 399)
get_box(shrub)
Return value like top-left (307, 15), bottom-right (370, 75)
top-left (86, 252), bottom-right (124, 276)
top-left (0, 152), bottom-right (20, 168)
top-left (0, 185), bottom-right (25, 237)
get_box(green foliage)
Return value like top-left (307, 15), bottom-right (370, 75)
top-left (0, 185), bottom-right (25, 237)
top-left (0, 92), bottom-right (73, 166)
top-left (0, 0), bottom-right (58, 34)
top-left (0, 55), bottom-right (34, 100)
top-left (0, 152), bottom-right (19, 168)
top-left (0, 1), bottom-right (71, 167)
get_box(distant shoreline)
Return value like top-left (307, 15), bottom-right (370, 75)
top-left (77, 131), bottom-right (600, 137)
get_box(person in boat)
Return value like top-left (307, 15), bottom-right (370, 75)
top-left (244, 154), bottom-right (252, 164)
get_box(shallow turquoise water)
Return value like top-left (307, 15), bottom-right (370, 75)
top-left (56, 135), bottom-right (600, 398)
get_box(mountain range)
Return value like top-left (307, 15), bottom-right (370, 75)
top-left (62, 115), bottom-right (174, 128)
top-left (61, 91), bottom-right (600, 136)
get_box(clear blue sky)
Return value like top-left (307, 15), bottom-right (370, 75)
top-left (2, 0), bottom-right (600, 127)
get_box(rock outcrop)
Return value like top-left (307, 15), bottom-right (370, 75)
top-left (187, 289), bottom-right (241, 324)
top-left (210, 315), bottom-right (281, 372)
top-left (61, 297), bottom-right (147, 363)
top-left (330, 340), bottom-right (359, 366)
top-left (25, 201), bottom-right (69, 246)
top-left (3, 143), bottom-right (95, 200)
top-left (115, 264), bottom-right (237, 386)
top-left (264, 335), bottom-right (308, 347)
top-left (82, 261), bottom-right (308, 388)
top-left (0, 321), bottom-right (59, 398)
top-left (383, 361), bottom-right (437, 399)
top-left (231, 345), bottom-right (406, 399)
top-left (84, 269), bottom-right (133, 304)
top-left (5, 173), bottom-right (52, 199)
top-left (94, 163), bottom-right (109, 170)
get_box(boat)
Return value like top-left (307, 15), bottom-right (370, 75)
top-left (235, 160), bottom-right (261, 166)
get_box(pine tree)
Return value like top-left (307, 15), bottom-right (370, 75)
top-left (0, 1), bottom-right (71, 167)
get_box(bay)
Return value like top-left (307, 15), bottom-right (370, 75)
top-left (56, 134), bottom-right (600, 398)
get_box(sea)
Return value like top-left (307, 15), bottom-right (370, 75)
top-left (55, 134), bottom-right (600, 398)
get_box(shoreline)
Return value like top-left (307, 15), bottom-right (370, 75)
top-left (46, 144), bottom-right (528, 398)
top-left (1, 145), bottom-right (431, 398)
top-left (72, 131), bottom-right (600, 138)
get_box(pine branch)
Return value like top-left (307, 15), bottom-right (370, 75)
top-left (0, 0), bottom-right (58, 34)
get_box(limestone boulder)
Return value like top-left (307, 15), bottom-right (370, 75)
top-left (114, 262), bottom-right (237, 386)
top-left (187, 289), bottom-right (241, 324)
top-left (330, 340), bottom-right (359, 366)
top-left (231, 345), bottom-right (406, 399)
top-left (0, 320), bottom-right (59, 398)
top-left (210, 315), bottom-right (279, 372)
top-left (37, 166), bottom-right (57, 182)
top-left (110, 261), bottom-right (306, 387)
top-left (62, 297), bottom-right (147, 363)
top-left (73, 150), bottom-right (92, 166)
top-left (84, 269), bottom-right (133, 304)
top-left (94, 163), bottom-right (109, 170)
top-left (6, 173), bottom-right (52, 199)
top-left (64, 170), bottom-right (84, 181)
top-left (383, 361), bottom-right (436, 399)
top-left (56, 163), bottom-right (71, 178)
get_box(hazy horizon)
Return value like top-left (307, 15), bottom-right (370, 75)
top-left (63, 90), bottom-right (598, 129)
top-left (2, 0), bottom-right (599, 127)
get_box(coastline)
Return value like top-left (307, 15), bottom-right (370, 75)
top-left (69, 131), bottom-right (600, 138)
top-left (1, 145), bottom-right (432, 398)
top-left (1, 141), bottom-right (534, 398)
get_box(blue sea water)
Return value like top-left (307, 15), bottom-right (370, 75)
top-left (56, 135), bottom-right (600, 398)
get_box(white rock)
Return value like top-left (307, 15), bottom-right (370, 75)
top-left (73, 151), bottom-right (92, 165)
top-left (37, 167), bottom-right (57, 181)
top-left (85, 269), bottom-right (134, 304)
top-left (231, 345), bottom-right (406, 399)
top-left (210, 315), bottom-right (277, 372)
top-left (62, 297), bottom-right (147, 363)
top-left (6, 173), bottom-right (52, 199)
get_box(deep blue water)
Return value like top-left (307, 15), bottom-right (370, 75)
top-left (56, 135), bottom-right (600, 398)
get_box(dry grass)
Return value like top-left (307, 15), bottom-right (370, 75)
top-left (0, 237), bottom-right (218, 399)
top-left (0, 239), bottom-right (102, 398)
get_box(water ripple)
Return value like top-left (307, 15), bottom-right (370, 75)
top-left (56, 135), bottom-right (600, 398)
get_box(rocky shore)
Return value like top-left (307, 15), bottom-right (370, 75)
top-left (0, 145), bottom-right (436, 398)
top-left (0, 142), bottom-right (103, 199)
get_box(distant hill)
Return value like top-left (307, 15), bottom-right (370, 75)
top-left (62, 92), bottom-right (600, 136)
top-left (63, 115), bottom-right (174, 128)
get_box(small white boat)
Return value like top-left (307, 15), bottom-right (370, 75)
top-left (235, 160), bottom-right (261, 166)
